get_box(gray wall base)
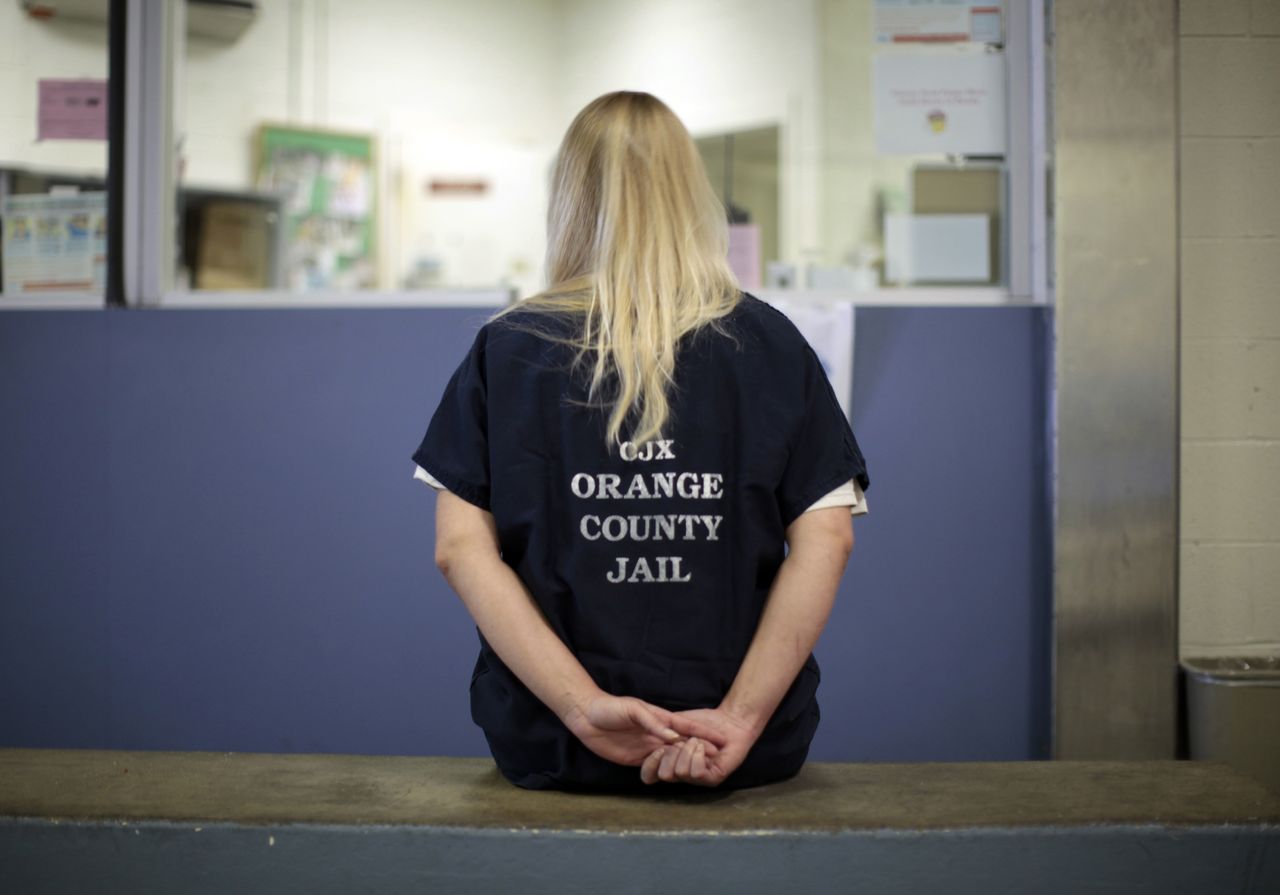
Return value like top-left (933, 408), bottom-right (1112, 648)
top-left (4, 819), bottom-right (1278, 894)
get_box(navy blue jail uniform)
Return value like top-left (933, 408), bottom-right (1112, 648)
top-left (413, 293), bottom-right (869, 791)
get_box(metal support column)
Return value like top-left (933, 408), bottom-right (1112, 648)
top-left (1052, 0), bottom-right (1180, 758)
top-left (122, 0), bottom-right (180, 305)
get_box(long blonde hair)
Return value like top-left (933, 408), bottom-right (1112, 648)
top-left (498, 91), bottom-right (741, 448)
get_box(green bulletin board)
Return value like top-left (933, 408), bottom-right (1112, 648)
top-left (256, 124), bottom-right (377, 291)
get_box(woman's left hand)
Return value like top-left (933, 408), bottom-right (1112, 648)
top-left (563, 694), bottom-right (725, 767)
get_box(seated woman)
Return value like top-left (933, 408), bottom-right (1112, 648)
top-left (413, 91), bottom-right (869, 791)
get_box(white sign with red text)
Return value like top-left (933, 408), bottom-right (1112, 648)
top-left (873, 51), bottom-right (1006, 156)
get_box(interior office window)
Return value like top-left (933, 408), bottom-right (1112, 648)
top-left (176, 0), bottom-right (556, 297)
top-left (691, 2), bottom-right (1011, 291)
top-left (174, 0), bottom-right (1019, 299)
top-left (818, 1), bottom-right (1010, 291)
top-left (0, 2), bottom-right (111, 302)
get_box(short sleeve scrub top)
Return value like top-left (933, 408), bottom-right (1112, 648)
top-left (413, 293), bottom-right (870, 791)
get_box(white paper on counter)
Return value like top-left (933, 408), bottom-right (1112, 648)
top-left (763, 298), bottom-right (855, 419)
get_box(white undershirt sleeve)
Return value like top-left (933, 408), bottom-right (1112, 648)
top-left (803, 478), bottom-right (868, 516)
top-left (414, 465), bottom-right (448, 491)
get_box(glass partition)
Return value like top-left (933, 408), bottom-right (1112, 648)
top-left (168, 0), bottom-right (1038, 303)
top-left (0, 1), bottom-right (111, 305)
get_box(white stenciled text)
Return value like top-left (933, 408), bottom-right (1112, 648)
top-left (570, 439), bottom-right (726, 584)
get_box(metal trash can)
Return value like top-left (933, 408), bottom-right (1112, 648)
top-left (1181, 656), bottom-right (1280, 793)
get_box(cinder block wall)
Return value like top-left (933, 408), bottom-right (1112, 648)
top-left (1179, 0), bottom-right (1280, 659)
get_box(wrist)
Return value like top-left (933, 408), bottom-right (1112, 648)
top-left (558, 684), bottom-right (607, 736)
top-left (717, 695), bottom-right (769, 739)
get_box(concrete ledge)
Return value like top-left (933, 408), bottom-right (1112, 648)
top-left (3, 749), bottom-right (1279, 893)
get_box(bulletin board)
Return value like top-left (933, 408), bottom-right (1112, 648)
top-left (255, 124), bottom-right (377, 291)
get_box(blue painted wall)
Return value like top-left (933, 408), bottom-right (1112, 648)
top-left (0, 305), bottom-right (1051, 762)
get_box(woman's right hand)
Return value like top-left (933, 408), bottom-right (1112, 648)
top-left (639, 707), bottom-right (760, 787)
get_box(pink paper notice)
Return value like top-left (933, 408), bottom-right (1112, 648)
top-left (38, 79), bottom-right (108, 141)
top-left (728, 223), bottom-right (761, 289)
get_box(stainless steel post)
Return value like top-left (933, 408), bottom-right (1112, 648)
top-left (1052, 0), bottom-right (1180, 758)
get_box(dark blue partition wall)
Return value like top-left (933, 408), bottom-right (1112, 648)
top-left (0, 305), bottom-right (1050, 762)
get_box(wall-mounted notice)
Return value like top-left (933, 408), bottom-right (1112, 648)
top-left (874, 0), bottom-right (1003, 44)
top-left (1, 193), bottom-right (107, 295)
top-left (256, 124), bottom-right (377, 291)
top-left (37, 79), bottom-right (108, 141)
top-left (873, 51), bottom-right (1006, 156)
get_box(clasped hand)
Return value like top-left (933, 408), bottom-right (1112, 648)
top-left (563, 694), bottom-right (759, 788)
top-left (638, 707), bottom-right (758, 788)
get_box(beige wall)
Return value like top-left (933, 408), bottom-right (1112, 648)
top-left (0, 4), bottom-right (108, 172)
top-left (556, 0), bottom-right (826, 266)
top-left (1179, 0), bottom-right (1280, 658)
top-left (818, 0), bottom-right (915, 268)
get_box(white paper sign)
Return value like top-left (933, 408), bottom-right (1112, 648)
top-left (764, 299), bottom-right (856, 419)
top-left (874, 0), bottom-right (1004, 44)
top-left (873, 52), bottom-right (1006, 156)
top-left (2, 192), bottom-right (107, 294)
